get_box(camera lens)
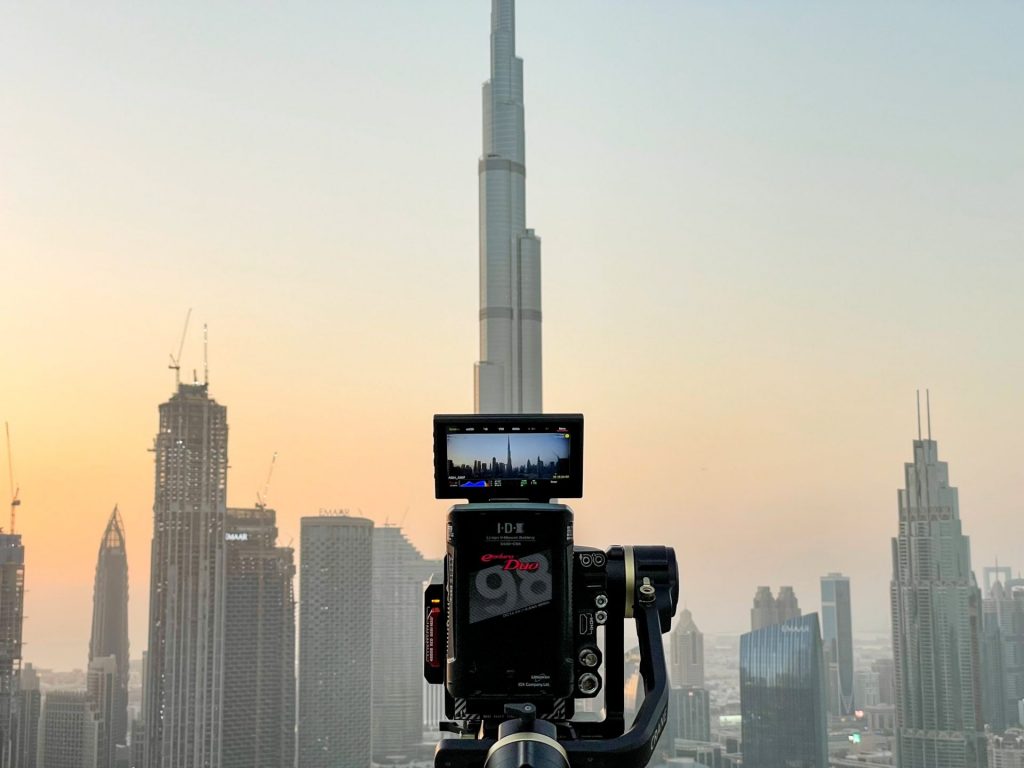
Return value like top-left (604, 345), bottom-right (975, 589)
top-left (577, 673), bottom-right (600, 695)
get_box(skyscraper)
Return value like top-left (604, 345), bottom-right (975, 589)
top-left (873, 658), bottom-right (896, 706)
top-left (89, 507), bottom-right (129, 762)
top-left (820, 573), bottom-right (854, 717)
top-left (143, 382), bottom-right (228, 768)
top-left (0, 534), bottom-right (25, 768)
top-left (669, 608), bottom-right (705, 688)
top-left (740, 613), bottom-right (828, 768)
top-left (776, 586), bottom-right (801, 624)
top-left (983, 577), bottom-right (1024, 729)
top-left (750, 586), bottom-right (801, 631)
top-left (474, 0), bottom-right (543, 414)
top-left (751, 586), bottom-right (777, 631)
top-left (38, 691), bottom-right (99, 768)
top-left (890, 399), bottom-right (986, 768)
top-left (222, 508), bottom-right (295, 768)
top-left (981, 598), bottom-right (1008, 732)
top-left (371, 526), bottom-right (441, 760)
top-left (298, 514), bottom-right (373, 768)
top-left (12, 663), bottom-right (40, 768)
top-left (87, 656), bottom-right (118, 768)
top-left (672, 686), bottom-right (712, 743)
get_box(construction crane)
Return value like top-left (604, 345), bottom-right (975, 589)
top-left (168, 308), bottom-right (192, 386)
top-left (5, 423), bottom-right (20, 535)
top-left (255, 452), bottom-right (278, 510)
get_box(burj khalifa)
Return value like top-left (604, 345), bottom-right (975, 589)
top-left (474, 0), bottom-right (542, 414)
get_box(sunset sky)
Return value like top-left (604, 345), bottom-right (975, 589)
top-left (3, 2), bottom-right (1023, 670)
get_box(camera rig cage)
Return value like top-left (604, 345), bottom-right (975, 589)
top-left (426, 415), bottom-right (680, 768)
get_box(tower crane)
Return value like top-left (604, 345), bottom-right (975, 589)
top-left (255, 452), bottom-right (278, 510)
top-left (168, 308), bottom-right (192, 386)
top-left (6, 423), bottom-right (20, 534)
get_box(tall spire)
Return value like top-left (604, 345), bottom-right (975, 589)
top-left (90, 505), bottom-right (130, 757)
top-left (474, 0), bottom-right (543, 414)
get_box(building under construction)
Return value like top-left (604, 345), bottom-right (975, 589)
top-left (0, 534), bottom-right (24, 768)
top-left (143, 382), bottom-right (228, 768)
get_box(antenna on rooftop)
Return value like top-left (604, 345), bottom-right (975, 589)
top-left (203, 323), bottom-right (209, 386)
top-left (916, 390), bottom-right (922, 441)
top-left (926, 389), bottom-right (932, 440)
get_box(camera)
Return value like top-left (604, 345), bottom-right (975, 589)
top-left (425, 414), bottom-right (680, 768)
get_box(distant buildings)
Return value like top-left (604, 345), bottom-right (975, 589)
top-left (86, 656), bottom-right (118, 768)
top-left (88, 508), bottom-right (129, 767)
top-left (740, 613), bottom-right (828, 768)
top-left (298, 514), bottom-right (373, 768)
top-left (673, 686), bottom-right (712, 742)
top-left (222, 507), bottom-right (296, 768)
top-left (872, 657), bottom-right (896, 706)
top-left (13, 663), bottom-right (40, 768)
top-left (371, 527), bottom-right (440, 760)
top-left (656, 686), bottom-right (712, 763)
top-left (38, 691), bottom-right (98, 768)
top-left (820, 573), bottom-right (854, 717)
top-left (989, 733), bottom-right (1024, 768)
top-left (981, 575), bottom-right (1024, 731)
top-left (670, 609), bottom-right (705, 688)
top-left (855, 669), bottom-right (881, 708)
top-left (143, 382), bottom-right (228, 768)
top-left (750, 586), bottom-right (801, 631)
top-left (0, 533), bottom-right (25, 768)
top-left (889, 405), bottom-right (986, 768)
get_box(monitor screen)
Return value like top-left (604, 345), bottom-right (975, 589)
top-left (433, 414), bottom-right (584, 501)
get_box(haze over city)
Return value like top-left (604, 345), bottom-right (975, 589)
top-left (4, 0), bottom-right (1023, 680)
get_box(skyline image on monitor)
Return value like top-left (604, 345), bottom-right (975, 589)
top-left (446, 432), bottom-right (571, 486)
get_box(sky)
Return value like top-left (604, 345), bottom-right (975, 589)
top-left (2, 1), bottom-right (1023, 670)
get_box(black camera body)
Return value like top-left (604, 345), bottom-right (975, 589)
top-left (434, 503), bottom-right (612, 722)
top-left (426, 413), bottom-right (679, 768)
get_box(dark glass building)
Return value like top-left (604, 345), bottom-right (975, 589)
top-left (740, 613), bottom-right (828, 768)
top-left (222, 508), bottom-right (295, 768)
top-left (821, 573), bottom-right (854, 717)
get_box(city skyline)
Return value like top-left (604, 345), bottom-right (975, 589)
top-left (4, 1), bottom-right (1024, 670)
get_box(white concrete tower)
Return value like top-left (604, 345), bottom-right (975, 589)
top-left (475, 0), bottom-right (542, 414)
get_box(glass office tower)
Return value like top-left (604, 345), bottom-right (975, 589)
top-left (740, 613), bottom-right (828, 768)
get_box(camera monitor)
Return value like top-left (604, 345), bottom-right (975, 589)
top-left (433, 414), bottom-right (584, 501)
